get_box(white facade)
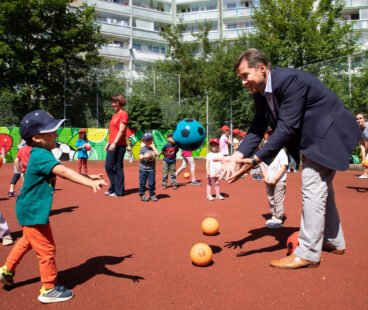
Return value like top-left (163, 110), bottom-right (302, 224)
top-left (76, 0), bottom-right (368, 68)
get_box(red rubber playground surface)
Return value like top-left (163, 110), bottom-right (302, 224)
top-left (0, 160), bottom-right (367, 309)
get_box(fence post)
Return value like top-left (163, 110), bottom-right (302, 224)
top-left (153, 71), bottom-right (156, 96)
top-left (348, 54), bottom-right (352, 107)
top-left (96, 76), bottom-right (99, 128)
top-left (230, 96), bottom-right (233, 154)
top-left (178, 74), bottom-right (181, 108)
top-left (206, 92), bottom-right (209, 154)
top-left (63, 65), bottom-right (66, 124)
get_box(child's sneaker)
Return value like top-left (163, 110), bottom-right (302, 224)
top-left (207, 195), bottom-right (215, 201)
top-left (172, 185), bottom-right (178, 190)
top-left (216, 194), bottom-right (224, 200)
top-left (2, 234), bottom-right (13, 246)
top-left (191, 180), bottom-right (201, 186)
top-left (38, 285), bottom-right (74, 303)
top-left (140, 195), bottom-right (150, 202)
top-left (8, 191), bottom-right (17, 197)
top-left (162, 184), bottom-right (167, 189)
top-left (150, 195), bottom-right (158, 202)
top-left (0, 265), bottom-right (15, 286)
top-left (266, 217), bottom-right (283, 228)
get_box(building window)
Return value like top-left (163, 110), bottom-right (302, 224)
top-left (153, 46), bottom-right (160, 53)
top-left (133, 43), bottom-right (141, 51)
top-left (112, 0), bottom-right (129, 5)
top-left (227, 22), bottom-right (237, 29)
top-left (115, 63), bottom-right (125, 70)
top-left (226, 2), bottom-right (237, 9)
top-left (135, 64), bottom-right (143, 71)
top-left (161, 47), bottom-right (165, 54)
top-left (351, 13), bottom-right (359, 20)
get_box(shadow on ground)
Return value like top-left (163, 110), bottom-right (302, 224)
top-left (346, 186), bottom-right (368, 193)
top-left (3, 254), bottom-right (144, 291)
top-left (224, 226), bottom-right (299, 257)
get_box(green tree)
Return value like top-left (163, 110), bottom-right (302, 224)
top-left (248, 0), bottom-right (357, 68)
top-left (154, 21), bottom-right (214, 125)
top-left (203, 40), bottom-right (255, 131)
top-left (0, 0), bottom-right (104, 125)
top-left (126, 94), bottom-right (163, 131)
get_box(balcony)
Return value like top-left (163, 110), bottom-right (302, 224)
top-left (223, 28), bottom-right (251, 39)
top-left (347, 19), bottom-right (368, 29)
top-left (100, 45), bottom-right (131, 58)
top-left (132, 28), bottom-right (166, 41)
top-left (100, 23), bottom-right (131, 38)
top-left (344, 0), bottom-right (368, 8)
top-left (86, 0), bottom-right (131, 15)
top-left (183, 31), bottom-right (220, 41)
top-left (132, 50), bottom-right (166, 61)
top-left (177, 10), bottom-right (219, 22)
top-left (133, 6), bottom-right (172, 22)
top-left (223, 8), bottom-right (253, 19)
top-left (176, 0), bottom-right (211, 4)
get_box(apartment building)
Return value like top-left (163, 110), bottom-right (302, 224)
top-left (72, 0), bottom-right (368, 71)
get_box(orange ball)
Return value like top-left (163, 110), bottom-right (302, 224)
top-left (362, 158), bottom-right (368, 168)
top-left (286, 231), bottom-right (299, 253)
top-left (0, 156), bottom-right (3, 168)
top-left (201, 217), bottom-right (219, 235)
top-left (190, 243), bottom-right (213, 266)
top-left (183, 172), bottom-right (190, 179)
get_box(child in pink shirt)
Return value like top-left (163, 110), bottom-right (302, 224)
top-left (176, 150), bottom-right (201, 185)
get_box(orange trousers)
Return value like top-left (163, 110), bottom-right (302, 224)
top-left (5, 224), bottom-right (57, 289)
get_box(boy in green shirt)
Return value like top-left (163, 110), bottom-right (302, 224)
top-left (0, 110), bottom-right (106, 303)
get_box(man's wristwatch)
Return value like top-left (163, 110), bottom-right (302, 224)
top-left (250, 156), bottom-right (258, 167)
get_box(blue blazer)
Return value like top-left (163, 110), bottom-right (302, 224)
top-left (237, 66), bottom-right (361, 171)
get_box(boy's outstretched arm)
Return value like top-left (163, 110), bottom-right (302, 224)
top-left (52, 165), bottom-right (107, 192)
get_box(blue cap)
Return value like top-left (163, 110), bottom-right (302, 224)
top-left (142, 132), bottom-right (153, 141)
top-left (20, 110), bottom-right (66, 140)
top-left (167, 132), bottom-right (173, 137)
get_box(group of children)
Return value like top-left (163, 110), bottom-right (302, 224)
top-left (137, 131), bottom-right (202, 202)
top-left (0, 110), bottom-right (290, 304)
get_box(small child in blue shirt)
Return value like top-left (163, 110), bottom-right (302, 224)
top-left (161, 132), bottom-right (179, 189)
top-left (75, 128), bottom-right (88, 174)
top-left (139, 132), bottom-right (160, 202)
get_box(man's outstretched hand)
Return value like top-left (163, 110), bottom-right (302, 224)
top-left (213, 152), bottom-right (253, 183)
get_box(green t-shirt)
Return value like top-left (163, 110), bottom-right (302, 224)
top-left (16, 147), bottom-right (60, 226)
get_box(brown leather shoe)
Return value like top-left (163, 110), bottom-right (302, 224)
top-left (322, 243), bottom-right (345, 255)
top-left (270, 253), bottom-right (319, 269)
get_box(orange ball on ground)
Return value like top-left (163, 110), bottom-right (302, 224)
top-left (201, 217), bottom-right (219, 235)
top-left (362, 158), bottom-right (368, 168)
top-left (183, 172), bottom-right (190, 179)
top-left (190, 243), bottom-right (213, 266)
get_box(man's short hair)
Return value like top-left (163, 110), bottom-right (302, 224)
top-left (234, 48), bottom-right (270, 73)
top-left (111, 94), bottom-right (126, 107)
top-left (356, 112), bottom-right (367, 119)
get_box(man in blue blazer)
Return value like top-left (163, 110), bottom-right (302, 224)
top-left (221, 49), bottom-right (361, 269)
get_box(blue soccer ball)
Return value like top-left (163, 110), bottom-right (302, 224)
top-left (173, 119), bottom-right (205, 151)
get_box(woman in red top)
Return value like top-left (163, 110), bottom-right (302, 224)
top-left (104, 95), bottom-right (129, 197)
